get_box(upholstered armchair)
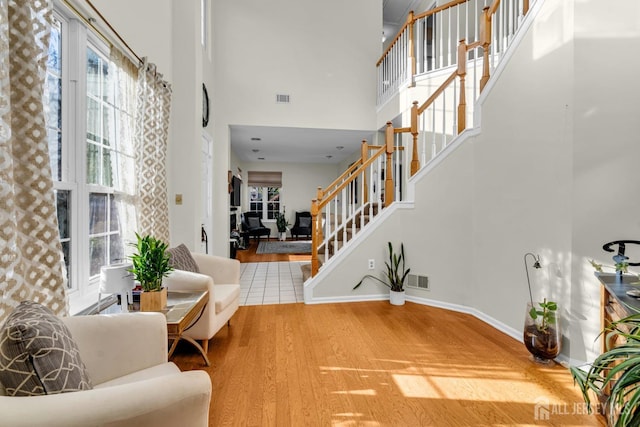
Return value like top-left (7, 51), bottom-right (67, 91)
top-left (0, 312), bottom-right (211, 427)
top-left (241, 211), bottom-right (271, 241)
top-left (163, 251), bottom-right (241, 354)
top-left (291, 211), bottom-right (312, 240)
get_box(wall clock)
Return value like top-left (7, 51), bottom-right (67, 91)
top-left (202, 83), bottom-right (210, 128)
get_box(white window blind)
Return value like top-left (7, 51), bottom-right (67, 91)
top-left (247, 171), bottom-right (282, 187)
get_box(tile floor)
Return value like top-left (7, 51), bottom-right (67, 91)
top-left (239, 261), bottom-right (306, 305)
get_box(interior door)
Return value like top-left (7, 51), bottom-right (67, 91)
top-left (201, 132), bottom-right (213, 253)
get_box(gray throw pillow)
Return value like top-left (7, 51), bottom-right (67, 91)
top-left (0, 301), bottom-right (93, 396)
top-left (167, 244), bottom-right (200, 273)
top-left (247, 217), bottom-right (260, 229)
top-left (299, 217), bottom-right (311, 228)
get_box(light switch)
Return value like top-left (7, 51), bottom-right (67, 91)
top-left (175, 194), bottom-right (183, 205)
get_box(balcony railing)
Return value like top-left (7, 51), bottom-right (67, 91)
top-left (377, 0), bottom-right (531, 106)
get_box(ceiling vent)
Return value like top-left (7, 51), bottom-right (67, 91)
top-left (407, 274), bottom-right (429, 290)
top-left (276, 94), bottom-right (290, 104)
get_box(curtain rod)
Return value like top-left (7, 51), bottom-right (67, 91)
top-left (61, 0), bottom-right (142, 65)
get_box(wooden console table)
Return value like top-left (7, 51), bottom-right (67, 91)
top-left (598, 273), bottom-right (640, 352)
top-left (164, 290), bottom-right (210, 366)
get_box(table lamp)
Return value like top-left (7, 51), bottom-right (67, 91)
top-left (99, 263), bottom-right (135, 313)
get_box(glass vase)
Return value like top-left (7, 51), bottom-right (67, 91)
top-left (523, 302), bottom-right (561, 364)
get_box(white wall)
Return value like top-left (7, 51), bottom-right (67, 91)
top-left (309, 0), bottom-right (640, 365)
top-left (167, 0), bottom-right (207, 251)
top-left (89, 0), bottom-right (173, 81)
top-left (210, 0), bottom-right (382, 255)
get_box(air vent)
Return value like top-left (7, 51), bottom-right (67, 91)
top-left (276, 94), bottom-right (290, 104)
top-left (407, 274), bottom-right (429, 290)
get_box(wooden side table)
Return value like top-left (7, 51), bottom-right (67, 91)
top-left (164, 290), bottom-right (210, 366)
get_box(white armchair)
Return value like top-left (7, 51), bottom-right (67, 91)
top-left (0, 312), bottom-right (211, 427)
top-left (163, 252), bottom-right (241, 353)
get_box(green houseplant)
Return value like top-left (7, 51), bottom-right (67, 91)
top-left (523, 252), bottom-right (561, 364)
top-left (524, 299), bottom-right (561, 363)
top-left (353, 242), bottom-right (410, 305)
top-left (275, 209), bottom-right (289, 241)
top-left (129, 233), bottom-right (173, 311)
top-left (570, 311), bottom-right (640, 426)
top-left (129, 233), bottom-right (173, 291)
top-left (275, 211), bottom-right (289, 233)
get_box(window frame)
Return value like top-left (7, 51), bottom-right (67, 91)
top-left (48, 4), bottom-right (136, 311)
top-left (248, 186), bottom-right (282, 222)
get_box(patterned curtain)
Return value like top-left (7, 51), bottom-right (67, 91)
top-left (134, 58), bottom-right (172, 242)
top-left (0, 0), bottom-right (68, 321)
top-left (109, 47), bottom-right (138, 255)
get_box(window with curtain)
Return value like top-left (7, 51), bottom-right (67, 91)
top-left (46, 15), bottom-right (72, 288)
top-left (45, 6), bottom-right (136, 303)
top-left (247, 171), bottom-right (282, 220)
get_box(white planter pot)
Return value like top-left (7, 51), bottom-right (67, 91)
top-left (278, 232), bottom-right (286, 241)
top-left (389, 290), bottom-right (405, 306)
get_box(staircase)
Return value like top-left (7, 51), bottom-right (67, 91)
top-left (304, 0), bottom-right (536, 283)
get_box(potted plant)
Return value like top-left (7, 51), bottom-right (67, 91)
top-left (571, 311), bottom-right (640, 426)
top-left (523, 252), bottom-right (561, 363)
top-left (524, 299), bottom-right (561, 363)
top-left (275, 210), bottom-right (289, 241)
top-left (353, 242), bottom-right (410, 305)
top-left (129, 233), bottom-right (173, 311)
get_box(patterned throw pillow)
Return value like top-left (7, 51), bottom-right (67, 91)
top-left (167, 244), bottom-right (200, 273)
top-left (0, 301), bottom-right (93, 396)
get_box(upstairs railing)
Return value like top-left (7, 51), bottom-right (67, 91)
top-left (386, 0), bottom-right (533, 175)
top-left (308, 0), bottom-right (533, 278)
top-left (377, 0), bottom-right (531, 105)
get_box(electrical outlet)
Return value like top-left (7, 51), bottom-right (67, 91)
top-left (368, 259), bottom-right (375, 270)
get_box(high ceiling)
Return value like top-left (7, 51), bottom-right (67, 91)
top-left (230, 0), bottom-right (421, 165)
top-left (230, 125), bottom-right (375, 165)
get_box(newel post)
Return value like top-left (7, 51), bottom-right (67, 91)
top-left (361, 140), bottom-right (369, 204)
top-left (407, 11), bottom-right (416, 84)
top-left (311, 199), bottom-right (320, 277)
top-left (479, 7), bottom-right (491, 92)
top-left (457, 39), bottom-right (467, 134)
top-left (384, 122), bottom-right (394, 207)
top-left (410, 101), bottom-right (419, 176)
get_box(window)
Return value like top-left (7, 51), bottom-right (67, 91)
top-left (249, 187), bottom-right (280, 220)
top-left (45, 6), bottom-right (136, 307)
top-left (247, 171), bottom-right (282, 220)
top-left (46, 14), bottom-right (73, 288)
top-left (86, 46), bottom-right (131, 276)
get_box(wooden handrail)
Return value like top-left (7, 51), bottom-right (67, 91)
top-left (377, 0), bottom-right (472, 66)
top-left (413, 0), bottom-right (468, 21)
top-left (487, 0), bottom-right (502, 16)
top-left (318, 140), bottom-right (406, 205)
top-left (316, 146), bottom-right (386, 211)
top-left (377, 13), bottom-right (412, 66)
top-left (319, 152), bottom-right (364, 199)
top-left (417, 70), bottom-right (457, 115)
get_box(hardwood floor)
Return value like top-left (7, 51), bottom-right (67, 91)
top-left (171, 301), bottom-right (604, 426)
top-left (235, 238), bottom-right (312, 263)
